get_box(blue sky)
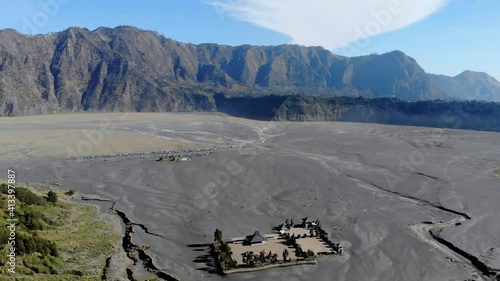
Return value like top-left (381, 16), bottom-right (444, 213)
top-left (0, 0), bottom-right (498, 80)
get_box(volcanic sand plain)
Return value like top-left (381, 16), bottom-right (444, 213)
top-left (0, 112), bottom-right (499, 281)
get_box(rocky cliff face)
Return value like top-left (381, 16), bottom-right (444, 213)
top-left (215, 95), bottom-right (500, 132)
top-left (0, 26), bottom-right (450, 116)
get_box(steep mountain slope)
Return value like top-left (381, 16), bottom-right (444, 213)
top-left (429, 71), bottom-right (500, 102)
top-left (349, 51), bottom-right (446, 100)
top-left (0, 26), bottom-right (447, 116)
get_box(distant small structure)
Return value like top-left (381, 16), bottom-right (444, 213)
top-left (301, 217), bottom-right (317, 229)
top-left (333, 243), bottom-right (344, 255)
top-left (245, 231), bottom-right (268, 245)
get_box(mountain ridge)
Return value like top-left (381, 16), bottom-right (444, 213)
top-left (0, 25), bottom-right (498, 116)
top-left (429, 71), bottom-right (500, 102)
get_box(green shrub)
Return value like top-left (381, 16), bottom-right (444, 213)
top-left (65, 190), bottom-right (76, 196)
top-left (15, 232), bottom-right (59, 257)
top-left (14, 187), bottom-right (44, 205)
top-left (14, 266), bottom-right (34, 275)
top-left (13, 206), bottom-right (45, 231)
top-left (23, 254), bottom-right (62, 275)
top-left (0, 195), bottom-right (6, 209)
top-left (0, 227), bottom-right (9, 245)
top-left (47, 191), bottom-right (58, 203)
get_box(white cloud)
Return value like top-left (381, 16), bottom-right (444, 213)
top-left (205, 0), bottom-right (450, 50)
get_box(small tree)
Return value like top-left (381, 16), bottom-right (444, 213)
top-left (259, 250), bottom-right (266, 263)
top-left (47, 191), bottom-right (58, 203)
top-left (248, 252), bottom-right (255, 267)
top-left (272, 253), bottom-right (278, 263)
top-left (214, 228), bottom-right (223, 242)
top-left (242, 255), bottom-right (247, 265)
top-left (282, 249), bottom-right (289, 262)
top-left (219, 251), bottom-right (227, 262)
top-left (306, 250), bottom-right (315, 260)
top-left (220, 242), bottom-right (231, 254)
top-left (219, 252), bottom-right (229, 269)
top-left (296, 246), bottom-right (303, 258)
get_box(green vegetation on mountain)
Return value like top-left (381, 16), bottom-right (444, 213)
top-left (0, 184), bottom-right (121, 280)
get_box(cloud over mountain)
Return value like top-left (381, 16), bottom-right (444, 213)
top-left (205, 0), bottom-right (449, 50)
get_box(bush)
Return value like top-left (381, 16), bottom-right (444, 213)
top-left (47, 191), bottom-right (58, 203)
top-left (3, 187), bottom-right (45, 205)
top-left (14, 266), bottom-right (34, 275)
top-left (23, 254), bottom-right (62, 274)
top-left (16, 232), bottom-right (59, 257)
top-left (306, 250), bottom-right (316, 260)
top-left (0, 227), bottom-right (10, 245)
top-left (12, 205), bottom-right (46, 231)
top-left (295, 246), bottom-right (303, 258)
top-left (65, 190), bottom-right (76, 196)
top-left (0, 195), bottom-right (6, 209)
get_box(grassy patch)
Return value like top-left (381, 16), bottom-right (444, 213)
top-left (0, 184), bottom-right (122, 280)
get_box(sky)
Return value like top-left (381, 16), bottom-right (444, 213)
top-left (0, 0), bottom-right (499, 80)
